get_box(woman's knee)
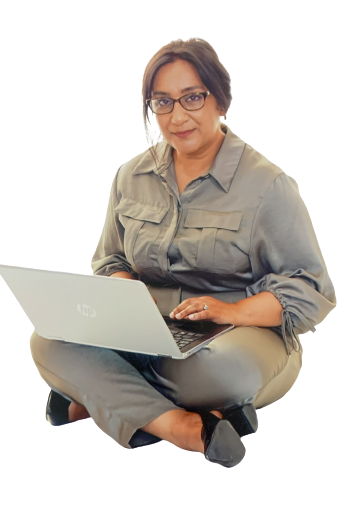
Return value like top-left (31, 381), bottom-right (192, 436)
top-left (153, 344), bottom-right (261, 409)
top-left (151, 326), bottom-right (291, 410)
top-left (30, 329), bottom-right (75, 368)
top-left (30, 329), bottom-right (52, 366)
top-left (30, 329), bottom-right (145, 387)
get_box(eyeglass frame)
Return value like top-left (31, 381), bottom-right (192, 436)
top-left (146, 90), bottom-right (211, 115)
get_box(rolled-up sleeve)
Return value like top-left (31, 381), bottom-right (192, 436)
top-left (91, 167), bottom-right (138, 278)
top-left (245, 172), bottom-right (337, 355)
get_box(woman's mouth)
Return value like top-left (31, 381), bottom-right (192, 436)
top-left (174, 129), bottom-right (195, 138)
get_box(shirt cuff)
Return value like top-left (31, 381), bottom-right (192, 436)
top-left (266, 287), bottom-right (315, 355)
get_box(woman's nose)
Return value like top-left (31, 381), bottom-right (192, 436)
top-left (171, 101), bottom-right (189, 122)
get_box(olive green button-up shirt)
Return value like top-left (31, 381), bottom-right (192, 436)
top-left (91, 123), bottom-right (337, 355)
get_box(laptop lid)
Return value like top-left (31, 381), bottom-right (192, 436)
top-left (0, 264), bottom-right (234, 359)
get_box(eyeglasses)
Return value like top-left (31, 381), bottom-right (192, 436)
top-left (146, 91), bottom-right (211, 115)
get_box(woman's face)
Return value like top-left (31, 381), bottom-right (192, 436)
top-left (151, 59), bottom-right (225, 156)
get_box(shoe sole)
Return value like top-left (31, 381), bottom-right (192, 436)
top-left (205, 419), bottom-right (246, 468)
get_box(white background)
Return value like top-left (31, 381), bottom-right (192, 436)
top-left (0, 0), bottom-right (350, 510)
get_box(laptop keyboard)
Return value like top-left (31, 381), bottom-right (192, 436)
top-left (167, 324), bottom-right (205, 349)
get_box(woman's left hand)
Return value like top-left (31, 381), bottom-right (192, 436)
top-left (169, 296), bottom-right (238, 325)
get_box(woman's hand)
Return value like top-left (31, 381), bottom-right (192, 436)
top-left (169, 296), bottom-right (238, 325)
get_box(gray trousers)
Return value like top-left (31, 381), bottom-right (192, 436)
top-left (30, 301), bottom-right (302, 450)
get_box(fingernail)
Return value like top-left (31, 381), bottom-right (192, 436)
top-left (169, 312), bottom-right (174, 318)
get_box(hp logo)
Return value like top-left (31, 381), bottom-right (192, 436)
top-left (77, 303), bottom-right (97, 318)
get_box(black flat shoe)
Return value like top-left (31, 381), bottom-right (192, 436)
top-left (129, 429), bottom-right (163, 449)
top-left (222, 403), bottom-right (258, 437)
top-left (45, 391), bottom-right (163, 446)
top-left (199, 411), bottom-right (246, 468)
top-left (46, 390), bottom-right (71, 426)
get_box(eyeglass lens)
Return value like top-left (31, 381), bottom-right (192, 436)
top-left (150, 93), bottom-right (205, 114)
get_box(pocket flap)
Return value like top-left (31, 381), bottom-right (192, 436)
top-left (115, 197), bottom-right (168, 223)
top-left (184, 209), bottom-right (243, 231)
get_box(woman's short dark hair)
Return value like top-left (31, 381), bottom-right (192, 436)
top-left (142, 37), bottom-right (232, 169)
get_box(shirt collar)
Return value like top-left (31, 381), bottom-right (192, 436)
top-left (131, 124), bottom-right (246, 193)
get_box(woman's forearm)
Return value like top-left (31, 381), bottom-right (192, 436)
top-left (232, 291), bottom-right (283, 328)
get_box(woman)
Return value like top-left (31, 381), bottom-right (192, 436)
top-left (30, 38), bottom-right (336, 468)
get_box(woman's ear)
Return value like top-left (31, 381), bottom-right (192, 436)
top-left (216, 104), bottom-right (226, 118)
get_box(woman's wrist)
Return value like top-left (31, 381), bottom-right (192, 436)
top-left (232, 291), bottom-right (283, 328)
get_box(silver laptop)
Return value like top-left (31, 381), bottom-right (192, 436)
top-left (0, 264), bottom-right (234, 360)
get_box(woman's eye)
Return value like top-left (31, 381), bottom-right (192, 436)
top-left (159, 98), bottom-right (171, 106)
top-left (186, 94), bottom-right (200, 102)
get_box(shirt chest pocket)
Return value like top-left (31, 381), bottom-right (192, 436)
top-left (183, 209), bottom-right (244, 273)
top-left (115, 198), bottom-right (168, 271)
